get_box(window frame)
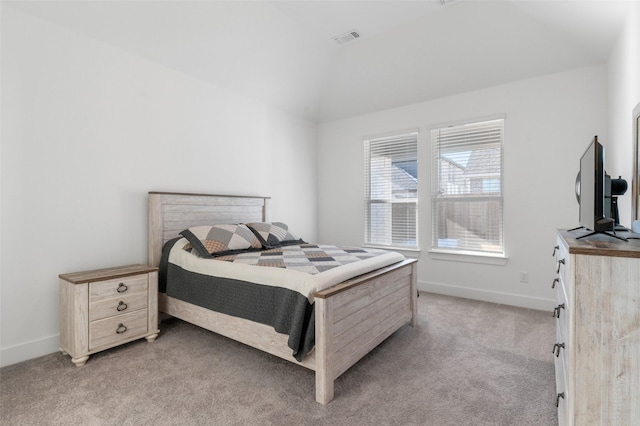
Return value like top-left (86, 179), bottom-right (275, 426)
top-left (430, 116), bottom-right (506, 259)
top-left (364, 130), bottom-right (419, 251)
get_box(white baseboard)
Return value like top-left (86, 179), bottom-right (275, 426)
top-left (418, 280), bottom-right (556, 311)
top-left (1, 282), bottom-right (554, 367)
top-left (0, 334), bottom-right (60, 368)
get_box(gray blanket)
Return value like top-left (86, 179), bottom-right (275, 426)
top-left (160, 238), bottom-right (315, 361)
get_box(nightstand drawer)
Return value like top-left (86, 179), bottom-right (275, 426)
top-left (89, 309), bottom-right (148, 350)
top-left (89, 292), bottom-right (148, 321)
top-left (90, 275), bottom-right (148, 301)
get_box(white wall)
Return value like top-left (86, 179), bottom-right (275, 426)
top-left (0, 9), bottom-right (317, 366)
top-left (607, 2), bottom-right (640, 226)
top-left (317, 65), bottom-right (608, 310)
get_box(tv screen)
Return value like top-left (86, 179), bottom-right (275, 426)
top-left (577, 136), bottom-right (613, 232)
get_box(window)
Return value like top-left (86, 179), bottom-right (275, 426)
top-left (431, 118), bottom-right (504, 255)
top-left (364, 131), bottom-right (418, 249)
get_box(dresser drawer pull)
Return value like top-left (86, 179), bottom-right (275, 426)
top-left (556, 258), bottom-right (565, 273)
top-left (555, 392), bottom-right (565, 408)
top-left (116, 323), bottom-right (128, 334)
top-left (553, 342), bottom-right (565, 357)
top-left (117, 283), bottom-right (128, 293)
top-left (552, 245), bottom-right (559, 257)
top-left (116, 301), bottom-right (128, 312)
top-left (553, 303), bottom-right (565, 318)
top-left (552, 278), bottom-right (559, 289)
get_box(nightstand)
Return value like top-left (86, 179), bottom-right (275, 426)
top-left (59, 264), bottom-right (159, 366)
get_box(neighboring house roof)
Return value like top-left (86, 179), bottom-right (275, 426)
top-left (393, 165), bottom-right (417, 197)
top-left (463, 148), bottom-right (501, 178)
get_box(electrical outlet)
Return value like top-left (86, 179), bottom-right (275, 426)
top-left (519, 271), bottom-right (529, 283)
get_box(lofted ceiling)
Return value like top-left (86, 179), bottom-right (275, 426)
top-left (4, 0), bottom-right (633, 122)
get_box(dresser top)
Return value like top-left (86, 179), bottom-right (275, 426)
top-left (559, 229), bottom-right (640, 258)
top-left (59, 264), bottom-right (158, 284)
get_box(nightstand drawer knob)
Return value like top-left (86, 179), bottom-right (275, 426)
top-left (116, 323), bottom-right (128, 334)
top-left (556, 392), bottom-right (565, 408)
top-left (552, 245), bottom-right (559, 257)
top-left (116, 301), bottom-right (128, 312)
top-left (552, 278), bottom-right (559, 289)
top-left (117, 283), bottom-right (128, 293)
top-left (556, 258), bottom-right (565, 274)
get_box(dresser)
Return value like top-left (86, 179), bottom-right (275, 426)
top-left (59, 264), bottom-right (159, 366)
top-left (552, 229), bottom-right (640, 425)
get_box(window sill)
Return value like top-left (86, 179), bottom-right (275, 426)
top-left (428, 249), bottom-right (508, 265)
top-left (364, 244), bottom-right (421, 258)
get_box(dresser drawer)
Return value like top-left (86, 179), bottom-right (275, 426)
top-left (555, 238), bottom-right (570, 288)
top-left (89, 292), bottom-right (148, 321)
top-left (90, 274), bottom-right (148, 301)
top-left (555, 350), bottom-right (568, 426)
top-left (89, 309), bottom-right (148, 350)
top-left (555, 277), bottom-right (569, 345)
top-left (554, 323), bottom-right (568, 367)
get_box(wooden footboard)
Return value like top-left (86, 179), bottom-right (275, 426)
top-left (314, 258), bottom-right (417, 404)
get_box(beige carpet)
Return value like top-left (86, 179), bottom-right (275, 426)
top-left (0, 292), bottom-right (557, 425)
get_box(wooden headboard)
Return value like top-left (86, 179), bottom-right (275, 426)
top-left (148, 192), bottom-right (270, 267)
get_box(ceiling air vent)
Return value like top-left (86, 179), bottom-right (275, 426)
top-left (332, 29), bottom-right (361, 45)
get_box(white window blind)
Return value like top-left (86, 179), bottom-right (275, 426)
top-left (431, 118), bottom-right (504, 255)
top-left (364, 132), bottom-right (418, 249)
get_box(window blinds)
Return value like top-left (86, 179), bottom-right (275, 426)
top-left (431, 119), bottom-right (504, 254)
top-left (364, 132), bottom-right (418, 249)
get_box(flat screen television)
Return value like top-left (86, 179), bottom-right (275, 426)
top-left (576, 136), bottom-right (614, 233)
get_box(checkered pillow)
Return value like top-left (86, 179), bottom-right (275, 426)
top-left (246, 222), bottom-right (305, 248)
top-left (180, 224), bottom-right (262, 258)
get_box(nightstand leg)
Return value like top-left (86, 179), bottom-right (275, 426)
top-left (145, 333), bottom-right (159, 343)
top-left (71, 356), bottom-right (89, 367)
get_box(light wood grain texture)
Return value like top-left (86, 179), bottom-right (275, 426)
top-left (147, 270), bottom-right (159, 342)
top-left (90, 275), bottom-right (148, 300)
top-left (554, 231), bottom-right (640, 425)
top-left (148, 191), bottom-right (418, 404)
top-left (58, 265), bottom-right (160, 366)
top-left (59, 264), bottom-right (158, 284)
top-left (558, 229), bottom-right (640, 258)
top-left (315, 297), bottom-right (333, 404)
top-left (89, 309), bottom-right (149, 349)
top-left (148, 192), bottom-right (269, 267)
top-left (410, 260), bottom-right (418, 326)
top-left (89, 292), bottom-right (148, 322)
top-left (59, 279), bottom-right (89, 361)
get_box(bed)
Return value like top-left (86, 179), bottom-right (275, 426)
top-left (148, 191), bottom-right (417, 404)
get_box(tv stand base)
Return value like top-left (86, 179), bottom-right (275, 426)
top-left (569, 226), bottom-right (628, 242)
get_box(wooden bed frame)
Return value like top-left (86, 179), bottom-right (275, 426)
top-left (148, 191), bottom-right (417, 404)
